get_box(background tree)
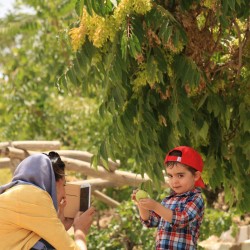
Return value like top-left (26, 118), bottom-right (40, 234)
top-left (0, 0), bottom-right (107, 151)
top-left (60, 0), bottom-right (250, 211)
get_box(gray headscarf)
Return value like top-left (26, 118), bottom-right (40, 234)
top-left (0, 153), bottom-right (58, 210)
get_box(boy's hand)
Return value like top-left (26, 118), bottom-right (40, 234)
top-left (138, 198), bottom-right (158, 211)
top-left (131, 190), bottom-right (151, 220)
top-left (131, 189), bottom-right (139, 204)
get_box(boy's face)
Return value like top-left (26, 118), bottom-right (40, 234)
top-left (166, 163), bottom-right (201, 194)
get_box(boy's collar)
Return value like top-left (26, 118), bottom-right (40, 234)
top-left (168, 187), bottom-right (201, 197)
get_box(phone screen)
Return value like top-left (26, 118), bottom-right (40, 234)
top-left (80, 186), bottom-right (90, 212)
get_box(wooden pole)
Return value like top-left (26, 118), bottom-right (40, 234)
top-left (67, 178), bottom-right (115, 190)
top-left (5, 147), bottom-right (28, 159)
top-left (0, 142), bottom-right (10, 150)
top-left (11, 141), bottom-right (61, 151)
top-left (0, 142), bottom-right (11, 156)
top-left (62, 156), bottom-right (153, 187)
top-left (93, 190), bottom-right (120, 207)
top-left (49, 150), bottom-right (119, 172)
top-left (1, 141), bottom-right (169, 192)
top-left (0, 158), bottom-right (12, 169)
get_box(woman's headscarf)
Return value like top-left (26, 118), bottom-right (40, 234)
top-left (0, 153), bottom-right (58, 210)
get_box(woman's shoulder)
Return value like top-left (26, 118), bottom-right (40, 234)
top-left (2, 184), bottom-right (52, 204)
top-left (8, 184), bottom-right (48, 194)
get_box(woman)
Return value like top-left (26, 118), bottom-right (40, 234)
top-left (0, 151), bottom-right (95, 250)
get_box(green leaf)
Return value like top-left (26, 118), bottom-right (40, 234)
top-left (146, 55), bottom-right (157, 83)
top-left (155, 5), bottom-right (178, 23)
top-left (197, 93), bottom-right (208, 109)
top-left (199, 121), bottom-right (209, 140)
top-left (159, 24), bottom-right (173, 44)
top-left (173, 29), bottom-right (180, 48)
top-left (235, 0), bottom-right (242, 5)
top-left (135, 131), bottom-right (142, 152)
top-left (180, 0), bottom-right (193, 10)
top-left (91, 154), bottom-right (98, 168)
top-left (73, 57), bottom-right (85, 78)
top-left (144, 111), bottom-right (156, 126)
top-left (121, 32), bottom-right (128, 59)
top-left (121, 114), bottom-right (132, 133)
top-left (181, 63), bottom-right (192, 85)
top-left (112, 87), bottom-right (124, 106)
top-left (62, 75), bottom-right (68, 91)
top-left (75, 0), bottom-right (84, 17)
top-left (228, 0), bottom-right (235, 10)
top-left (100, 141), bottom-right (108, 161)
top-left (91, 0), bottom-right (99, 15)
top-left (76, 51), bottom-right (89, 74)
top-left (173, 55), bottom-right (186, 80)
top-left (139, 130), bottom-right (149, 146)
top-left (224, 105), bottom-right (232, 130)
top-left (153, 47), bottom-right (168, 72)
top-left (169, 102), bottom-right (179, 124)
top-left (99, 103), bottom-right (106, 118)
top-left (116, 116), bottom-right (125, 133)
top-left (140, 180), bottom-right (154, 197)
top-left (84, 0), bottom-right (93, 15)
top-left (129, 33), bottom-right (141, 58)
top-left (67, 67), bottom-right (79, 85)
top-left (222, 0), bottom-right (229, 15)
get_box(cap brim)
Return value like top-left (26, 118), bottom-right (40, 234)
top-left (195, 177), bottom-right (205, 188)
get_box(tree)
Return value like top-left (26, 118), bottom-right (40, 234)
top-left (60, 0), bottom-right (250, 211)
top-left (0, 0), bottom-right (107, 151)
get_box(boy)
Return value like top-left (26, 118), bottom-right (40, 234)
top-left (132, 146), bottom-right (205, 249)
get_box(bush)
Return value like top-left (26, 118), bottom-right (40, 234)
top-left (199, 207), bottom-right (236, 241)
top-left (87, 201), bottom-right (155, 250)
top-left (87, 201), bottom-right (237, 249)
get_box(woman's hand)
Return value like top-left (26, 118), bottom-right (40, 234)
top-left (73, 206), bottom-right (95, 235)
top-left (73, 207), bottom-right (95, 250)
top-left (58, 197), bottom-right (74, 231)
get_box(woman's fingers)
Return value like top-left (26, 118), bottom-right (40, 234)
top-left (75, 206), bottom-right (95, 218)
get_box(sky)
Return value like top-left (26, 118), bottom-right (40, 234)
top-left (0, 0), bottom-right (16, 18)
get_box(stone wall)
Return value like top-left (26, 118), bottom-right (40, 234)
top-left (199, 225), bottom-right (250, 250)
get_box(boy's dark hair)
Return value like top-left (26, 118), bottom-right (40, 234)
top-left (167, 150), bottom-right (197, 175)
top-left (44, 151), bottom-right (65, 181)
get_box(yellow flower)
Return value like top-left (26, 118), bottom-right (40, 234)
top-left (69, 11), bottom-right (87, 51)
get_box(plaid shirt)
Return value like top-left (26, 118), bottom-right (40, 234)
top-left (141, 188), bottom-right (204, 250)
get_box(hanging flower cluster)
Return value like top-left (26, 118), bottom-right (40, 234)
top-left (69, 0), bottom-right (153, 51)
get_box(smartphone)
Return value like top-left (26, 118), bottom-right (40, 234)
top-left (64, 183), bottom-right (91, 218)
top-left (80, 183), bottom-right (91, 212)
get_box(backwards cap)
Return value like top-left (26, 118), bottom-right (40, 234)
top-left (164, 146), bottom-right (205, 188)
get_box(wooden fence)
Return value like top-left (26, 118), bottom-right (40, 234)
top-left (0, 141), bottom-right (168, 208)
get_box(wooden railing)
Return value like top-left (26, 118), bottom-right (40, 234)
top-left (0, 141), bottom-right (168, 208)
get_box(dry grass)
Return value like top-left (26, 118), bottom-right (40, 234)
top-left (0, 169), bottom-right (12, 185)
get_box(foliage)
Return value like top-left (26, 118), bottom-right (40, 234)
top-left (88, 201), bottom-right (155, 250)
top-left (0, 0), bottom-right (108, 151)
top-left (60, 0), bottom-right (250, 212)
top-left (199, 208), bottom-right (236, 241)
top-left (87, 201), bottom-right (237, 249)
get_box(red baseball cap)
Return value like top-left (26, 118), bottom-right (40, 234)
top-left (164, 146), bottom-right (205, 188)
